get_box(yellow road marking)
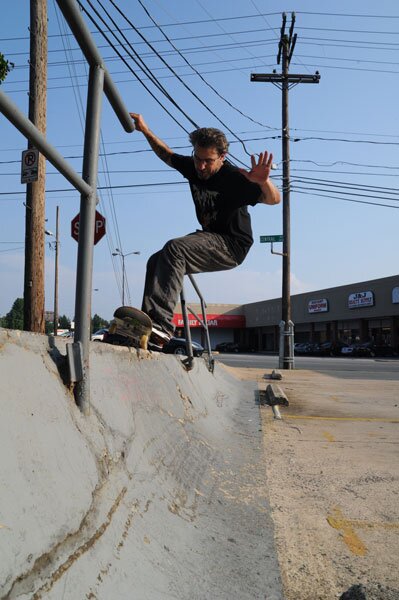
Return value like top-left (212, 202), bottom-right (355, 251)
top-left (285, 415), bottom-right (399, 423)
top-left (327, 507), bottom-right (367, 556)
top-left (327, 507), bottom-right (399, 556)
top-left (322, 431), bottom-right (336, 442)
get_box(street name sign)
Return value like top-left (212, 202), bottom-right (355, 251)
top-left (260, 235), bottom-right (284, 243)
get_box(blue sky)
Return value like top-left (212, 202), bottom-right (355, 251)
top-left (1, 0), bottom-right (398, 320)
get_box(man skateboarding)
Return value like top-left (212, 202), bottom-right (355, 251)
top-left (130, 113), bottom-right (281, 348)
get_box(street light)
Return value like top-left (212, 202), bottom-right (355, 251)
top-left (45, 206), bottom-right (60, 335)
top-left (112, 248), bottom-right (140, 305)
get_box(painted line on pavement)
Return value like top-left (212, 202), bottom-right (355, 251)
top-left (284, 415), bottom-right (399, 423)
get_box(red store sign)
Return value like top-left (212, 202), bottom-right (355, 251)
top-left (172, 314), bottom-right (245, 328)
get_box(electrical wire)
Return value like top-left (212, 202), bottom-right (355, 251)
top-left (291, 175), bottom-right (399, 195)
top-left (91, 0), bottom-right (251, 162)
top-left (53, 0), bottom-right (125, 301)
top-left (292, 189), bottom-right (399, 210)
top-left (135, 0), bottom-right (275, 130)
top-left (77, 2), bottom-right (193, 132)
top-left (0, 246), bottom-right (25, 253)
top-left (291, 184), bottom-right (399, 203)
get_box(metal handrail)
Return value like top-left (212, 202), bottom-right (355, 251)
top-left (0, 0), bottom-right (134, 414)
top-left (179, 274), bottom-right (215, 373)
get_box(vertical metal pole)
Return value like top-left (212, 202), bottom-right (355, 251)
top-left (74, 64), bottom-right (104, 413)
top-left (53, 205), bottom-right (59, 335)
top-left (180, 285), bottom-right (194, 365)
top-left (122, 254), bottom-right (125, 305)
top-left (281, 36), bottom-right (293, 369)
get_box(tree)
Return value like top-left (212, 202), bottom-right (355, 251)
top-left (4, 298), bottom-right (24, 330)
top-left (58, 315), bottom-right (71, 330)
top-left (91, 314), bottom-right (109, 333)
top-left (0, 52), bottom-right (14, 84)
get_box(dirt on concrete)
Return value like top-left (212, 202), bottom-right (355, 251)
top-left (222, 365), bottom-right (399, 600)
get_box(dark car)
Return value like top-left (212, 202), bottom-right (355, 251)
top-left (215, 342), bottom-right (240, 353)
top-left (353, 342), bottom-right (396, 358)
top-left (294, 342), bottom-right (318, 355)
top-left (215, 341), bottom-right (255, 353)
top-left (162, 337), bottom-right (204, 357)
top-left (317, 341), bottom-right (349, 356)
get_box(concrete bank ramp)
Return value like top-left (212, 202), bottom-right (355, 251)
top-left (0, 329), bottom-right (283, 600)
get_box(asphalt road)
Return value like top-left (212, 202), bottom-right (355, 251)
top-left (215, 352), bottom-right (399, 381)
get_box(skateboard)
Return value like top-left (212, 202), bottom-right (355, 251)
top-left (107, 306), bottom-right (152, 350)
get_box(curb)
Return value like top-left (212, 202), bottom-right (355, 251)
top-left (266, 383), bottom-right (289, 406)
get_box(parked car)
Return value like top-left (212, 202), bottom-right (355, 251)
top-left (294, 342), bottom-right (319, 355)
top-left (59, 330), bottom-right (73, 338)
top-left (162, 337), bottom-right (204, 357)
top-left (351, 342), bottom-right (395, 358)
top-left (317, 341), bottom-right (349, 356)
top-left (92, 327), bottom-right (108, 341)
top-left (341, 344), bottom-right (357, 356)
top-left (215, 342), bottom-right (240, 353)
top-left (215, 341), bottom-right (255, 353)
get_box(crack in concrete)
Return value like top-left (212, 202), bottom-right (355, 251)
top-left (4, 487), bottom-right (127, 600)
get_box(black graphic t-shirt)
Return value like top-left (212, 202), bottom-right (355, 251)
top-left (171, 153), bottom-right (262, 264)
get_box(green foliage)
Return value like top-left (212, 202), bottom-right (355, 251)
top-left (58, 315), bottom-right (71, 329)
top-left (91, 314), bottom-right (109, 333)
top-left (4, 298), bottom-right (24, 330)
top-left (0, 52), bottom-right (14, 84)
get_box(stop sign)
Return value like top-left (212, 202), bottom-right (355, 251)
top-left (71, 210), bottom-right (106, 245)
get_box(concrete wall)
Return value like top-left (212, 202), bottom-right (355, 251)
top-left (0, 328), bottom-right (283, 600)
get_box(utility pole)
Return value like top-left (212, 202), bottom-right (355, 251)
top-left (53, 205), bottom-right (59, 336)
top-left (24, 0), bottom-right (47, 332)
top-left (251, 12), bottom-right (320, 369)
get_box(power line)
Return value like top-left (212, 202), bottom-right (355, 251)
top-left (92, 0), bottom-right (251, 161)
top-left (77, 2), bottom-right (193, 133)
top-left (291, 175), bottom-right (399, 194)
top-left (53, 0), bottom-right (125, 300)
top-left (135, 0), bottom-right (274, 130)
top-left (297, 11), bottom-right (399, 19)
top-left (293, 188), bottom-right (399, 210)
top-left (0, 11), bottom-right (285, 42)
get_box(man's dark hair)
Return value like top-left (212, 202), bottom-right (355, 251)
top-left (189, 127), bottom-right (229, 155)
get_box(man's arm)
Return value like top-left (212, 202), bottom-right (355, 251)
top-left (238, 151), bottom-right (281, 205)
top-left (130, 113), bottom-right (174, 167)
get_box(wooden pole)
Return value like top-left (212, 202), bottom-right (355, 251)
top-left (24, 0), bottom-right (47, 332)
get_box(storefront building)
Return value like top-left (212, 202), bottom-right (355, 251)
top-left (174, 275), bottom-right (399, 352)
top-left (172, 303), bottom-right (245, 347)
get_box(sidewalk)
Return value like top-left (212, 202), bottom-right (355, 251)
top-left (223, 365), bottom-right (399, 600)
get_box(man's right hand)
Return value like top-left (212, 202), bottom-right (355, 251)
top-left (129, 113), bottom-right (148, 135)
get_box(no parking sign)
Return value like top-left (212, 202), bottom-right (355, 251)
top-left (21, 148), bottom-right (39, 184)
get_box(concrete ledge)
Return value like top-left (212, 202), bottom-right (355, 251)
top-left (266, 383), bottom-right (289, 406)
top-left (264, 370), bottom-right (282, 381)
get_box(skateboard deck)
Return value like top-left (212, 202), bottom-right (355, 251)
top-left (108, 306), bottom-right (152, 350)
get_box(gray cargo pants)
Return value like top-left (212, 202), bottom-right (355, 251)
top-left (141, 231), bottom-right (238, 336)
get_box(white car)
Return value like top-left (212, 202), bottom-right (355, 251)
top-left (92, 328), bottom-right (108, 341)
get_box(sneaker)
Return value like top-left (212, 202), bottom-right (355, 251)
top-left (150, 326), bottom-right (171, 347)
